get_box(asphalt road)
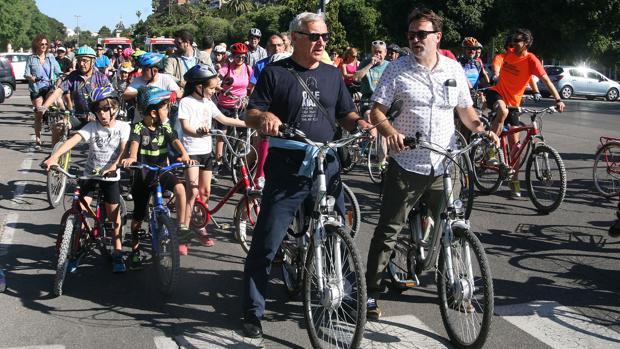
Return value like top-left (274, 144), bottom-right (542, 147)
top-left (0, 83), bottom-right (618, 349)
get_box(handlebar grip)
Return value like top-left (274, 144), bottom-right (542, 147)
top-left (403, 137), bottom-right (417, 148)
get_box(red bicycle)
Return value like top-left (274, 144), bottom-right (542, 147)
top-left (472, 105), bottom-right (567, 213)
top-left (593, 136), bottom-right (620, 198)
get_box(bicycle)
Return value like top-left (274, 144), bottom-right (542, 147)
top-left (48, 165), bottom-right (127, 297)
top-left (127, 162), bottom-right (188, 296)
top-left (44, 108), bottom-right (72, 208)
top-left (387, 132), bottom-right (494, 349)
top-left (472, 105), bottom-right (567, 213)
top-left (274, 124), bottom-right (367, 349)
top-left (592, 136), bottom-right (620, 198)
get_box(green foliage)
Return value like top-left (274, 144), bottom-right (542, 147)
top-left (0, 0), bottom-right (67, 51)
top-left (98, 26), bottom-right (112, 37)
top-left (222, 0), bottom-right (255, 17)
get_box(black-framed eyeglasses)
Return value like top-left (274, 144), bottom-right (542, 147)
top-left (407, 30), bottom-right (438, 41)
top-left (295, 31), bottom-right (330, 42)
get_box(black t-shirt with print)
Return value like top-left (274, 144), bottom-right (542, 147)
top-left (129, 122), bottom-right (177, 166)
top-left (248, 58), bottom-right (355, 143)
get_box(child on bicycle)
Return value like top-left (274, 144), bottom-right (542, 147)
top-left (121, 86), bottom-right (194, 263)
top-left (43, 85), bottom-right (130, 273)
top-left (178, 64), bottom-right (247, 246)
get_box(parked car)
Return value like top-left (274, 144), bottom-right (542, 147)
top-left (0, 56), bottom-right (16, 101)
top-left (0, 52), bottom-right (29, 82)
top-left (538, 65), bottom-right (620, 101)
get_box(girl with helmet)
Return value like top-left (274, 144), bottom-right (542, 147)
top-left (215, 42), bottom-right (253, 178)
top-left (123, 52), bottom-right (181, 123)
top-left (121, 86), bottom-right (193, 260)
top-left (43, 85), bottom-right (131, 273)
top-left (178, 64), bottom-right (247, 247)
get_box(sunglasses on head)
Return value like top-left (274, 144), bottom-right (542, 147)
top-left (372, 40), bottom-right (385, 47)
top-left (295, 31), bottom-right (330, 42)
top-left (407, 30), bottom-right (438, 41)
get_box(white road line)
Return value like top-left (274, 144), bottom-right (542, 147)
top-left (0, 212), bottom-right (18, 256)
top-left (495, 301), bottom-right (620, 349)
top-left (1, 346), bottom-right (65, 349)
top-left (171, 328), bottom-right (266, 348)
top-left (364, 315), bottom-right (452, 348)
top-left (153, 336), bottom-right (179, 349)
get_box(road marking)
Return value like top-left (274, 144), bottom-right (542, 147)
top-left (169, 329), bottom-right (266, 348)
top-left (364, 315), bottom-right (452, 348)
top-left (1, 346), bottom-right (65, 349)
top-left (0, 213), bottom-right (18, 256)
top-left (153, 336), bottom-right (178, 349)
top-left (495, 301), bottom-right (620, 348)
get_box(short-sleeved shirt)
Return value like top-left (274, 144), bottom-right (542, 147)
top-left (95, 55), bottom-right (110, 68)
top-left (246, 45), bottom-right (268, 68)
top-left (129, 121), bottom-right (177, 166)
top-left (77, 120), bottom-right (131, 181)
top-left (458, 57), bottom-right (483, 88)
top-left (249, 58), bottom-right (356, 144)
top-left (359, 59), bottom-right (390, 98)
top-left (491, 51), bottom-right (545, 106)
top-left (126, 73), bottom-right (180, 122)
top-left (60, 70), bottom-right (110, 117)
top-left (250, 56), bottom-right (270, 85)
top-left (371, 54), bottom-right (472, 175)
top-left (177, 96), bottom-right (221, 155)
top-left (218, 63), bottom-right (252, 109)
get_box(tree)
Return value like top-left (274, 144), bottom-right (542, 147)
top-left (136, 10), bottom-right (142, 21)
top-left (222, 0), bottom-right (255, 17)
top-left (0, 0), bottom-right (66, 51)
top-left (98, 26), bottom-right (112, 37)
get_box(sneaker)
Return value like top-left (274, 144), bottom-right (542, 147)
top-left (112, 253), bottom-right (126, 273)
top-left (486, 147), bottom-right (499, 166)
top-left (128, 251), bottom-right (143, 271)
top-left (242, 314), bottom-right (263, 338)
top-left (609, 220), bottom-right (620, 238)
top-left (367, 297), bottom-right (382, 320)
top-left (178, 243), bottom-right (188, 256)
top-left (509, 181), bottom-right (522, 198)
top-left (197, 227), bottom-right (215, 247)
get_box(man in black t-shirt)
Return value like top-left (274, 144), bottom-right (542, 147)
top-left (240, 11), bottom-right (374, 339)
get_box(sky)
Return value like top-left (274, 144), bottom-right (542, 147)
top-left (36, 0), bottom-right (153, 33)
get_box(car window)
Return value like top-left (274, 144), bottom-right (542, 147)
top-left (569, 69), bottom-right (584, 78)
top-left (545, 66), bottom-right (563, 76)
top-left (17, 55), bottom-right (28, 62)
top-left (587, 71), bottom-right (602, 80)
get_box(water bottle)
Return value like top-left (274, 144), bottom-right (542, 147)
top-left (0, 269), bottom-right (6, 293)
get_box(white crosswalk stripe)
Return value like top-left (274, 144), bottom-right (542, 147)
top-left (495, 301), bottom-right (620, 349)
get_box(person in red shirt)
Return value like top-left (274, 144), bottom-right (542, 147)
top-left (484, 28), bottom-right (565, 196)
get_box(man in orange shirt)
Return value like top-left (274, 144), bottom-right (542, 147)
top-left (484, 28), bottom-right (565, 196)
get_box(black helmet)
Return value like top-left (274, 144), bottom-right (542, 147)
top-left (183, 64), bottom-right (218, 84)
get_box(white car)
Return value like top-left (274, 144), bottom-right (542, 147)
top-left (0, 52), bottom-right (30, 82)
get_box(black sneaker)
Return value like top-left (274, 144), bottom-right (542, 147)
top-left (609, 220), bottom-right (620, 237)
top-left (367, 297), bottom-right (382, 320)
top-left (242, 314), bottom-right (263, 338)
top-left (128, 251), bottom-right (143, 271)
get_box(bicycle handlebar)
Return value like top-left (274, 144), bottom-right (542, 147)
top-left (278, 124), bottom-right (374, 150)
top-left (404, 131), bottom-right (488, 158)
top-left (127, 162), bottom-right (190, 172)
top-left (202, 129), bottom-right (253, 159)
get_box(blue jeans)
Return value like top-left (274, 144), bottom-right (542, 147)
top-left (242, 149), bottom-right (344, 319)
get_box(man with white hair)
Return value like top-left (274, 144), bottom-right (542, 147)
top-left (240, 11), bottom-right (374, 338)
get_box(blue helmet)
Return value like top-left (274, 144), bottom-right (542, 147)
top-left (138, 52), bottom-right (165, 68)
top-left (75, 45), bottom-right (96, 58)
top-left (90, 85), bottom-right (118, 111)
top-left (137, 86), bottom-right (171, 114)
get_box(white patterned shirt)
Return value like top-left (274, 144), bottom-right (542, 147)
top-left (371, 54), bottom-right (473, 175)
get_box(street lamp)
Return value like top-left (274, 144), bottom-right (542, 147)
top-left (74, 15), bottom-right (81, 46)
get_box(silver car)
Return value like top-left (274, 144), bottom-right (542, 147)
top-left (538, 65), bottom-right (620, 101)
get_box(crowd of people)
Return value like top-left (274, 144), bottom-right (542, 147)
top-left (25, 6), bottom-right (580, 341)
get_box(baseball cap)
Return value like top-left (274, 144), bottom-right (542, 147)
top-left (387, 43), bottom-right (401, 53)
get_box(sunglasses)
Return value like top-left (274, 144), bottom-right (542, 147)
top-left (407, 30), bottom-right (439, 41)
top-left (511, 37), bottom-right (525, 43)
top-left (41, 43), bottom-right (49, 46)
top-left (372, 40), bottom-right (385, 47)
top-left (93, 105), bottom-right (114, 113)
top-left (97, 48), bottom-right (104, 50)
top-left (295, 31), bottom-right (330, 42)
top-left (234, 54), bottom-right (247, 59)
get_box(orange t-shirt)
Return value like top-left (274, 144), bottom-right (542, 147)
top-left (491, 51), bottom-right (545, 106)
top-left (491, 53), bottom-right (505, 74)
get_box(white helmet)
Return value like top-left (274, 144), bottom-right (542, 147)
top-left (249, 28), bottom-right (262, 38)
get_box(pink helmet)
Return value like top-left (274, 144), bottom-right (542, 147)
top-left (122, 47), bottom-right (135, 59)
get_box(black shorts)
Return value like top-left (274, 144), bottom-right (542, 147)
top-left (190, 153), bottom-right (215, 171)
top-left (214, 106), bottom-right (234, 130)
top-left (131, 171), bottom-right (180, 221)
top-left (30, 86), bottom-right (54, 100)
top-left (79, 179), bottom-right (121, 204)
top-left (483, 89), bottom-right (520, 126)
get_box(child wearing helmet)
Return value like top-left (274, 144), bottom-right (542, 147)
top-left (121, 86), bottom-right (193, 260)
top-left (458, 36), bottom-right (490, 89)
top-left (177, 64), bottom-right (247, 246)
top-left (43, 85), bottom-right (131, 273)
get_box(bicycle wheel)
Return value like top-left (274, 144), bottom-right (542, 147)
top-left (231, 130), bottom-right (258, 183)
top-left (367, 136), bottom-right (385, 184)
top-left (593, 141), bottom-right (620, 198)
top-left (154, 214), bottom-right (180, 296)
top-left (525, 144), bottom-right (567, 214)
top-left (341, 183), bottom-right (361, 238)
top-left (437, 227), bottom-right (493, 349)
top-left (234, 195), bottom-right (261, 254)
top-left (450, 137), bottom-right (475, 219)
top-left (46, 143), bottom-right (70, 208)
top-left (387, 227), bottom-right (415, 293)
top-left (54, 215), bottom-right (77, 297)
top-left (303, 223), bottom-right (366, 349)
top-left (281, 216), bottom-right (305, 299)
top-left (471, 141), bottom-right (504, 194)
top-left (189, 201), bottom-right (209, 230)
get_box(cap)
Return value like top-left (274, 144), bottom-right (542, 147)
top-left (387, 43), bottom-right (401, 53)
top-left (57, 46), bottom-right (66, 52)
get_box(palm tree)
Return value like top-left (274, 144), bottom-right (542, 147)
top-left (136, 10), bottom-right (142, 21)
top-left (222, 0), bottom-right (255, 16)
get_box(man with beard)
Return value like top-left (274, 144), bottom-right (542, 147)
top-left (164, 30), bottom-right (212, 87)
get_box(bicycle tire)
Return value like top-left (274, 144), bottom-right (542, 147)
top-left (592, 141), bottom-right (620, 198)
top-left (54, 215), bottom-right (77, 297)
top-left (303, 223), bottom-right (366, 349)
top-left (154, 214), bottom-right (180, 296)
top-left (341, 183), bottom-right (361, 239)
top-left (525, 144), bottom-right (567, 214)
top-left (438, 227), bottom-right (493, 349)
top-left (387, 228), bottom-right (415, 293)
top-left (280, 217), bottom-right (305, 299)
top-left (46, 142), bottom-right (70, 208)
top-left (189, 201), bottom-right (209, 230)
top-left (471, 141), bottom-right (504, 194)
top-left (367, 136), bottom-right (385, 184)
top-left (231, 130), bottom-right (258, 183)
top-left (453, 133), bottom-right (475, 219)
top-left (234, 195), bottom-right (261, 254)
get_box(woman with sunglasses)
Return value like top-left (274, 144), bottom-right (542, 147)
top-left (25, 34), bottom-right (63, 149)
top-left (339, 47), bottom-right (360, 94)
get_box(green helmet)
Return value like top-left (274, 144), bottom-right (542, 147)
top-left (132, 49), bottom-right (147, 59)
top-left (75, 45), bottom-right (96, 58)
